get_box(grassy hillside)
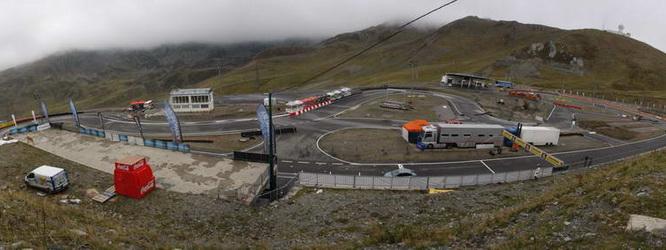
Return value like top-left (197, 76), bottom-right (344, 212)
top-left (0, 42), bottom-right (282, 117)
top-left (2, 16), bottom-right (666, 118)
top-left (1, 141), bottom-right (665, 248)
top-left (203, 16), bottom-right (666, 95)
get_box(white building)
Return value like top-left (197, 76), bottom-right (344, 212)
top-left (169, 88), bottom-right (215, 112)
top-left (441, 73), bottom-right (491, 88)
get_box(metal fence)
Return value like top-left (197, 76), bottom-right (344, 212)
top-left (299, 168), bottom-right (553, 190)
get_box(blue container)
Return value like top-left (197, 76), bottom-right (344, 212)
top-left (154, 140), bottom-right (166, 149)
top-left (167, 142), bottom-right (178, 151)
top-left (80, 128), bottom-right (87, 134)
top-left (29, 125), bottom-right (37, 132)
top-left (9, 128), bottom-right (17, 135)
top-left (143, 139), bottom-right (155, 147)
top-left (178, 144), bottom-right (191, 153)
top-left (119, 135), bottom-right (128, 142)
top-left (19, 127), bottom-right (28, 133)
top-left (98, 131), bottom-right (105, 138)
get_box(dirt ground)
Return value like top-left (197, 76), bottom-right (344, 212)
top-left (579, 119), bottom-right (665, 141)
top-left (319, 128), bottom-right (608, 163)
top-left (339, 93), bottom-right (455, 121)
top-left (1, 142), bottom-right (664, 249)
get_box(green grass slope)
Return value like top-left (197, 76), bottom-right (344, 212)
top-left (2, 16), bottom-right (666, 118)
top-left (201, 16), bottom-right (666, 97)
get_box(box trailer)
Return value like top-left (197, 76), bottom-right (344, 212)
top-left (417, 123), bottom-right (504, 149)
top-left (520, 126), bottom-right (560, 146)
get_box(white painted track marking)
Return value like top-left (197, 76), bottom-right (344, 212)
top-left (480, 160), bottom-right (495, 174)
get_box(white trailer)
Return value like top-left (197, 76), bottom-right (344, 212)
top-left (417, 123), bottom-right (504, 149)
top-left (520, 126), bottom-right (560, 146)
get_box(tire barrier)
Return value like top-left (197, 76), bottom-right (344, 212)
top-left (8, 123), bottom-right (39, 135)
top-left (233, 151), bottom-right (272, 163)
top-left (241, 127), bottom-right (297, 138)
top-left (79, 127), bottom-right (106, 138)
top-left (76, 128), bottom-right (191, 153)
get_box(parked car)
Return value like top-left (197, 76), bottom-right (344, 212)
top-left (24, 166), bottom-right (69, 193)
top-left (384, 164), bottom-right (416, 177)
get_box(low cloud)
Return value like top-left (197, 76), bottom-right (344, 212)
top-left (0, 0), bottom-right (664, 70)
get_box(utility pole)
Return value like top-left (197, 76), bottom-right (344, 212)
top-left (255, 62), bottom-right (260, 88)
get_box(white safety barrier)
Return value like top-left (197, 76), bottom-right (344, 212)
top-left (289, 101), bottom-right (333, 117)
top-left (298, 168), bottom-right (553, 191)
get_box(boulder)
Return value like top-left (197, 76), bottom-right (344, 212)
top-left (626, 214), bottom-right (666, 235)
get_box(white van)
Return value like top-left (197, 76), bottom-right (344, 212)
top-left (24, 166), bottom-right (70, 193)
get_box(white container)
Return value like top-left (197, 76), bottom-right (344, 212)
top-left (520, 126), bottom-right (560, 146)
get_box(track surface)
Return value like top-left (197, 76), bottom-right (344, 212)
top-left (25, 88), bottom-right (666, 177)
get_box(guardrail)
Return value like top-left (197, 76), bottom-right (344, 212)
top-left (298, 167), bottom-right (553, 190)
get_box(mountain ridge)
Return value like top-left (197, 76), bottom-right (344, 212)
top-left (2, 16), bottom-right (666, 117)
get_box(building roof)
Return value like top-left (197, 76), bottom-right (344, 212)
top-left (444, 73), bottom-right (492, 81)
top-left (170, 88), bottom-right (213, 96)
top-left (522, 126), bottom-right (560, 131)
top-left (433, 123), bottom-right (505, 129)
top-left (33, 165), bottom-right (64, 177)
top-left (116, 156), bottom-right (146, 166)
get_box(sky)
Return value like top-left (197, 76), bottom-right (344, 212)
top-left (0, 0), bottom-right (664, 70)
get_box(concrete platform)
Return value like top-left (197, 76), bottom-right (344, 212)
top-left (18, 129), bottom-right (268, 204)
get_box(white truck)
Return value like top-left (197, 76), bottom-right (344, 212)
top-left (24, 165), bottom-right (70, 193)
top-left (520, 126), bottom-right (560, 146)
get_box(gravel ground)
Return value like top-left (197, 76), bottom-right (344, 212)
top-left (2, 141), bottom-right (664, 249)
top-left (319, 128), bottom-right (607, 163)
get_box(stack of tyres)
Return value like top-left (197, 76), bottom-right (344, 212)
top-left (154, 140), bottom-right (166, 149)
top-left (167, 142), bottom-right (178, 151)
top-left (178, 144), bottom-right (190, 153)
top-left (143, 139), bottom-right (155, 147)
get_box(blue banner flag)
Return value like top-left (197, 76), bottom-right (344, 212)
top-left (68, 98), bottom-right (80, 127)
top-left (40, 101), bottom-right (49, 122)
top-left (163, 101), bottom-right (183, 143)
top-left (256, 104), bottom-right (272, 153)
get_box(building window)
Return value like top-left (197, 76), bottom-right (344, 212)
top-left (192, 104), bottom-right (201, 109)
top-left (201, 104), bottom-right (209, 109)
top-left (464, 134), bottom-right (471, 137)
top-left (191, 95), bottom-right (209, 103)
top-left (478, 134), bottom-right (485, 137)
top-left (172, 96), bottom-right (189, 104)
top-left (442, 134), bottom-right (449, 137)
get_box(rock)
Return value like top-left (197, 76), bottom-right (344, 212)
top-left (626, 214), bottom-right (666, 235)
top-left (36, 192), bottom-right (46, 197)
top-left (563, 236), bottom-right (572, 242)
top-left (315, 189), bottom-right (323, 194)
top-left (59, 198), bottom-right (82, 205)
top-left (564, 221), bottom-right (571, 226)
top-left (584, 233), bottom-right (597, 237)
top-left (70, 229), bottom-right (88, 236)
top-left (11, 241), bottom-right (26, 248)
top-left (635, 187), bottom-right (651, 197)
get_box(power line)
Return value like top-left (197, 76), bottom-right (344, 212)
top-left (298, 0), bottom-right (461, 85)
